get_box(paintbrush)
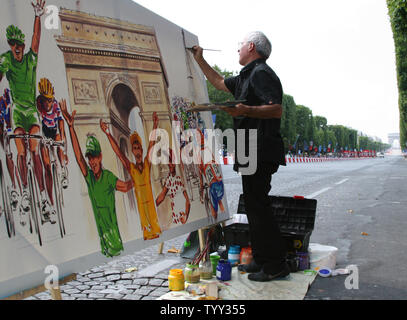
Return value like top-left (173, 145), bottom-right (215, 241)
top-left (186, 47), bottom-right (221, 52)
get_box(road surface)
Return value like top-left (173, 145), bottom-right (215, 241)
top-left (222, 155), bottom-right (407, 299)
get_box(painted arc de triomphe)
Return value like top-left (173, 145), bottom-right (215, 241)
top-left (55, 9), bottom-right (179, 233)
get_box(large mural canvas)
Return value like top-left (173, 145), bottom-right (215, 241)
top-left (0, 0), bottom-right (229, 298)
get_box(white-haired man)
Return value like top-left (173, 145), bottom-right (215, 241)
top-left (191, 31), bottom-right (288, 282)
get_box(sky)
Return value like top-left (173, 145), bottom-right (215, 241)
top-left (134, 0), bottom-right (400, 144)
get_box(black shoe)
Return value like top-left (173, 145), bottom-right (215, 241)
top-left (237, 260), bottom-right (263, 273)
top-left (248, 265), bottom-right (290, 282)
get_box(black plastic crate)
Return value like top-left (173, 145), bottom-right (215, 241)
top-left (237, 194), bottom-right (317, 236)
top-left (226, 194), bottom-right (317, 252)
top-left (223, 223), bottom-right (251, 250)
top-left (223, 223), bottom-right (311, 253)
top-left (282, 232), bottom-right (311, 253)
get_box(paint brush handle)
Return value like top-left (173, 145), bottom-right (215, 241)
top-left (186, 47), bottom-right (221, 52)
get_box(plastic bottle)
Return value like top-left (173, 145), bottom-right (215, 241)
top-left (228, 245), bottom-right (241, 266)
top-left (240, 246), bottom-right (253, 265)
top-left (168, 269), bottom-right (185, 291)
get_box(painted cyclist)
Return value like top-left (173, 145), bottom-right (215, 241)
top-left (36, 78), bottom-right (69, 214)
top-left (0, 0), bottom-right (53, 224)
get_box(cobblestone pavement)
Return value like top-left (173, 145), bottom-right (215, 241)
top-left (24, 234), bottom-right (191, 300)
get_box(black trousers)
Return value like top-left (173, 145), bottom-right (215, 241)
top-left (241, 162), bottom-right (287, 274)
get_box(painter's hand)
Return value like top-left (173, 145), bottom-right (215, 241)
top-left (224, 100), bottom-right (274, 118)
top-left (224, 103), bottom-right (250, 117)
top-left (191, 45), bottom-right (204, 62)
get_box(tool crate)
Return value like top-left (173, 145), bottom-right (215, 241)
top-left (223, 194), bottom-right (317, 253)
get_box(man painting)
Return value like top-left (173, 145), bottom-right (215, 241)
top-left (191, 31), bottom-right (289, 282)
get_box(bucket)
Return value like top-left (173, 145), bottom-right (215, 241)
top-left (309, 243), bottom-right (338, 270)
top-left (210, 254), bottom-right (221, 275)
top-left (168, 269), bottom-right (184, 291)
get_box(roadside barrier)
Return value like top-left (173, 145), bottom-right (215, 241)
top-left (284, 156), bottom-right (373, 164)
top-left (218, 156), bottom-right (377, 165)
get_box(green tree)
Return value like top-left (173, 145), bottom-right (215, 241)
top-left (314, 128), bottom-right (325, 150)
top-left (281, 94), bottom-right (297, 151)
top-left (326, 129), bottom-right (337, 151)
top-left (387, 0), bottom-right (407, 150)
top-left (314, 116), bottom-right (328, 148)
top-left (295, 105), bottom-right (313, 150)
top-left (206, 65), bottom-right (236, 131)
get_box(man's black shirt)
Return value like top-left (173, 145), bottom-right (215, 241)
top-left (224, 58), bottom-right (286, 169)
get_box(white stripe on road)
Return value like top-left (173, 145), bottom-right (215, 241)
top-left (306, 187), bottom-right (332, 199)
top-left (306, 178), bottom-right (349, 199)
top-left (335, 178), bottom-right (349, 185)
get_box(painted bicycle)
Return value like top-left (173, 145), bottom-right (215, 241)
top-left (40, 136), bottom-right (68, 238)
top-left (3, 133), bottom-right (68, 245)
top-left (0, 160), bottom-right (15, 238)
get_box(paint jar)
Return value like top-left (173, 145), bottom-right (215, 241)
top-left (199, 259), bottom-right (213, 280)
top-left (296, 252), bottom-right (310, 271)
top-left (240, 246), bottom-right (253, 265)
top-left (216, 259), bottom-right (232, 281)
top-left (168, 269), bottom-right (185, 291)
top-left (210, 254), bottom-right (221, 275)
top-left (184, 263), bottom-right (200, 283)
top-left (228, 245), bottom-right (241, 266)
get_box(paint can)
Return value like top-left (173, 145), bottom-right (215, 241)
top-left (168, 269), bottom-right (185, 291)
top-left (216, 259), bottom-right (232, 281)
top-left (296, 251), bottom-right (310, 271)
top-left (228, 245), bottom-right (241, 266)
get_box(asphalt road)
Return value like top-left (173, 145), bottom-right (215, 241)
top-left (221, 155), bottom-right (407, 300)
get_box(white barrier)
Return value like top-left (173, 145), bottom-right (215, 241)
top-left (285, 156), bottom-right (375, 164)
top-left (219, 155), bottom-right (375, 165)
